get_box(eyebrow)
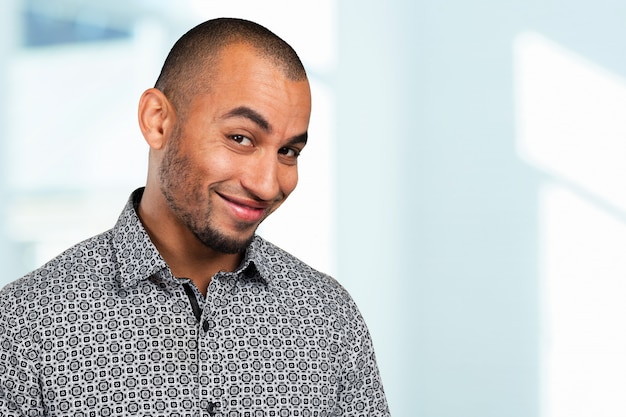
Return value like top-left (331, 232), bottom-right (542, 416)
top-left (287, 132), bottom-right (308, 147)
top-left (222, 105), bottom-right (308, 146)
top-left (222, 106), bottom-right (271, 132)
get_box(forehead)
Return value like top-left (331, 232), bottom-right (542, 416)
top-left (189, 43), bottom-right (311, 125)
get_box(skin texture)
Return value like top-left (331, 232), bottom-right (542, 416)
top-left (137, 43), bottom-right (312, 295)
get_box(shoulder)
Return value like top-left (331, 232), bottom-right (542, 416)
top-left (252, 236), bottom-right (361, 316)
top-left (0, 229), bottom-right (116, 307)
top-left (253, 236), bottom-right (342, 287)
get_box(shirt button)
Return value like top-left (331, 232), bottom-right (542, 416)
top-left (202, 320), bottom-right (210, 332)
top-left (207, 401), bottom-right (219, 416)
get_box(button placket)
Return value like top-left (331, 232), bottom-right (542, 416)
top-left (198, 273), bottom-right (231, 416)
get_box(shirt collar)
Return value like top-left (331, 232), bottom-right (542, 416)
top-left (111, 188), bottom-right (273, 288)
top-left (111, 188), bottom-right (169, 288)
top-left (236, 235), bottom-right (274, 285)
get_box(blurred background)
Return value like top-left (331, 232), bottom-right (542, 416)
top-left (2, 0), bottom-right (626, 416)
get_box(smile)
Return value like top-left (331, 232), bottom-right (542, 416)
top-left (217, 192), bottom-right (268, 223)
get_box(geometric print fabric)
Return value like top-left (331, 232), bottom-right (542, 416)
top-left (0, 189), bottom-right (390, 416)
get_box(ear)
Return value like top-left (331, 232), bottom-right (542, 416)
top-left (138, 88), bottom-right (176, 150)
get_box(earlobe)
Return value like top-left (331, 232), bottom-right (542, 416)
top-left (138, 88), bottom-right (175, 150)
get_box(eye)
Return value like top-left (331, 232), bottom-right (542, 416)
top-left (278, 147), bottom-right (301, 158)
top-left (230, 134), bottom-right (253, 146)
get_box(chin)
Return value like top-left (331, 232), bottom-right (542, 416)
top-left (194, 227), bottom-right (255, 254)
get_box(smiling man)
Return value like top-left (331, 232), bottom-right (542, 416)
top-left (0, 18), bottom-right (390, 417)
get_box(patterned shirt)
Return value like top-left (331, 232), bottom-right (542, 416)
top-left (0, 189), bottom-right (389, 417)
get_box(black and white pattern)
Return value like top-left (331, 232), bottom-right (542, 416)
top-left (0, 189), bottom-right (389, 416)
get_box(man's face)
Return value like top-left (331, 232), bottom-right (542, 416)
top-left (158, 43), bottom-right (312, 253)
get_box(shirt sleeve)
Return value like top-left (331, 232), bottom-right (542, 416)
top-left (336, 294), bottom-right (391, 416)
top-left (0, 289), bottom-right (45, 417)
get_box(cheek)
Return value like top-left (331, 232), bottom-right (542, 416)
top-left (196, 152), bottom-right (237, 184)
top-left (280, 168), bottom-right (299, 196)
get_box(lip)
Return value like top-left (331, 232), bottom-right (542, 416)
top-left (217, 192), bottom-right (269, 223)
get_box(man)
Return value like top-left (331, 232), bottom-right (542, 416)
top-left (0, 18), bottom-right (390, 416)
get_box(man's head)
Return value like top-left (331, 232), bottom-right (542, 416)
top-left (138, 18), bottom-right (312, 255)
top-left (154, 17), bottom-right (308, 117)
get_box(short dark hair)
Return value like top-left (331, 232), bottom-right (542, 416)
top-left (154, 18), bottom-right (307, 113)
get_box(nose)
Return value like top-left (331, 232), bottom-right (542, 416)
top-left (240, 152), bottom-right (282, 201)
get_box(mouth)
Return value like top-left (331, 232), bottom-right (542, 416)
top-left (217, 192), bottom-right (269, 223)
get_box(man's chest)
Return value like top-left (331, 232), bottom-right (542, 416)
top-left (36, 285), bottom-right (343, 416)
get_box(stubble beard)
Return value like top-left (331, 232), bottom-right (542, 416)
top-left (158, 128), bottom-right (255, 254)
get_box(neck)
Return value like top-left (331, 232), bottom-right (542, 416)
top-left (137, 185), bottom-right (242, 296)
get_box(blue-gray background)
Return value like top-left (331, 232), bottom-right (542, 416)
top-left (2, 1), bottom-right (626, 416)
